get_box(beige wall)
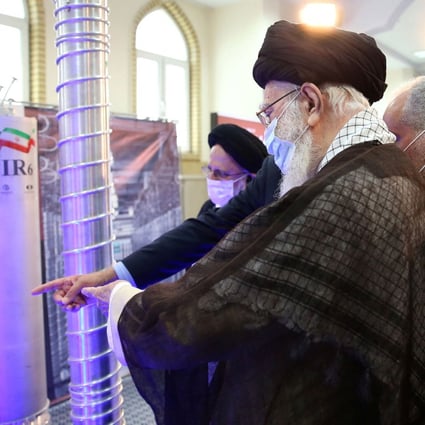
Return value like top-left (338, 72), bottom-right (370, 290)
top-left (44, 1), bottom-right (211, 131)
top-left (179, 174), bottom-right (208, 218)
top-left (42, 0), bottom-right (417, 219)
top-left (43, 0), bottom-right (417, 147)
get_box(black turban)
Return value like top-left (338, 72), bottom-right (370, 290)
top-left (252, 20), bottom-right (387, 104)
top-left (208, 124), bottom-right (268, 173)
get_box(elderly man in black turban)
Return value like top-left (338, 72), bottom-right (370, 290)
top-left (56, 21), bottom-right (425, 425)
top-left (207, 124), bottom-right (267, 178)
top-left (200, 123), bottom-right (267, 210)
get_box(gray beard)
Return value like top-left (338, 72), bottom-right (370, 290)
top-left (273, 99), bottom-right (322, 198)
top-left (278, 133), bottom-right (318, 198)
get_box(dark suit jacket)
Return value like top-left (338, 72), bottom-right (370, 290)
top-left (121, 156), bottom-right (281, 287)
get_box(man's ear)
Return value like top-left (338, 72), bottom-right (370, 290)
top-left (299, 83), bottom-right (323, 127)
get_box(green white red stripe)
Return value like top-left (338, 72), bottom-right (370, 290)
top-left (0, 127), bottom-right (36, 153)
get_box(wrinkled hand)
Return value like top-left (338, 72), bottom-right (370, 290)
top-left (31, 267), bottom-right (118, 312)
top-left (81, 281), bottom-right (123, 317)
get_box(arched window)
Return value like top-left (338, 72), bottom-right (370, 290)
top-left (136, 8), bottom-right (190, 152)
top-left (0, 0), bottom-right (29, 103)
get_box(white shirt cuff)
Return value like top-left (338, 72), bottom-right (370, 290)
top-left (107, 280), bottom-right (142, 366)
top-left (113, 261), bottom-right (136, 287)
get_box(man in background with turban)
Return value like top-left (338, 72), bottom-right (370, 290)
top-left (168, 123), bottom-right (267, 424)
top-left (200, 123), bottom-right (267, 211)
top-left (80, 21), bottom-right (425, 424)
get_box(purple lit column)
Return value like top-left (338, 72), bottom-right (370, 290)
top-left (54, 0), bottom-right (123, 423)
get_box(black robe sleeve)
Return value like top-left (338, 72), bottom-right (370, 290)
top-left (117, 144), bottom-right (425, 425)
top-left (121, 156), bottom-right (281, 287)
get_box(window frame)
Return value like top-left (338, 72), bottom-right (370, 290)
top-left (132, 1), bottom-right (201, 157)
top-left (0, 6), bottom-right (29, 102)
top-left (136, 48), bottom-right (190, 152)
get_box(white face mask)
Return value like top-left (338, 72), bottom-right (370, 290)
top-left (207, 175), bottom-right (247, 207)
top-left (263, 91), bottom-right (303, 174)
top-left (403, 129), bottom-right (425, 173)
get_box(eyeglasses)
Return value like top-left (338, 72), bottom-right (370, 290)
top-left (402, 129), bottom-right (425, 152)
top-left (256, 89), bottom-right (298, 126)
top-left (201, 165), bottom-right (247, 180)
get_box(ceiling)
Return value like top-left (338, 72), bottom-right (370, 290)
top-left (190, 0), bottom-right (425, 74)
top-left (335, 0), bottom-right (425, 72)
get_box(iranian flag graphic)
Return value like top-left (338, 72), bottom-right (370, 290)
top-left (0, 127), bottom-right (36, 153)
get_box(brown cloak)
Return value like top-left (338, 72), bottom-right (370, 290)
top-left (118, 142), bottom-right (425, 425)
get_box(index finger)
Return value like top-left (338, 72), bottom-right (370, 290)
top-left (31, 277), bottom-right (70, 295)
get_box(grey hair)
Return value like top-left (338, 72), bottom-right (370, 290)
top-left (319, 84), bottom-right (369, 115)
top-left (397, 76), bottom-right (425, 132)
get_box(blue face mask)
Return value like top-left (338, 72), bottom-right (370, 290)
top-left (263, 90), bottom-right (304, 174)
top-left (263, 117), bottom-right (296, 174)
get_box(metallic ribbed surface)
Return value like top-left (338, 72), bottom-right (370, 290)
top-left (53, 1), bottom-right (124, 423)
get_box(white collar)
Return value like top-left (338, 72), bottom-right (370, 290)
top-left (318, 108), bottom-right (396, 171)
